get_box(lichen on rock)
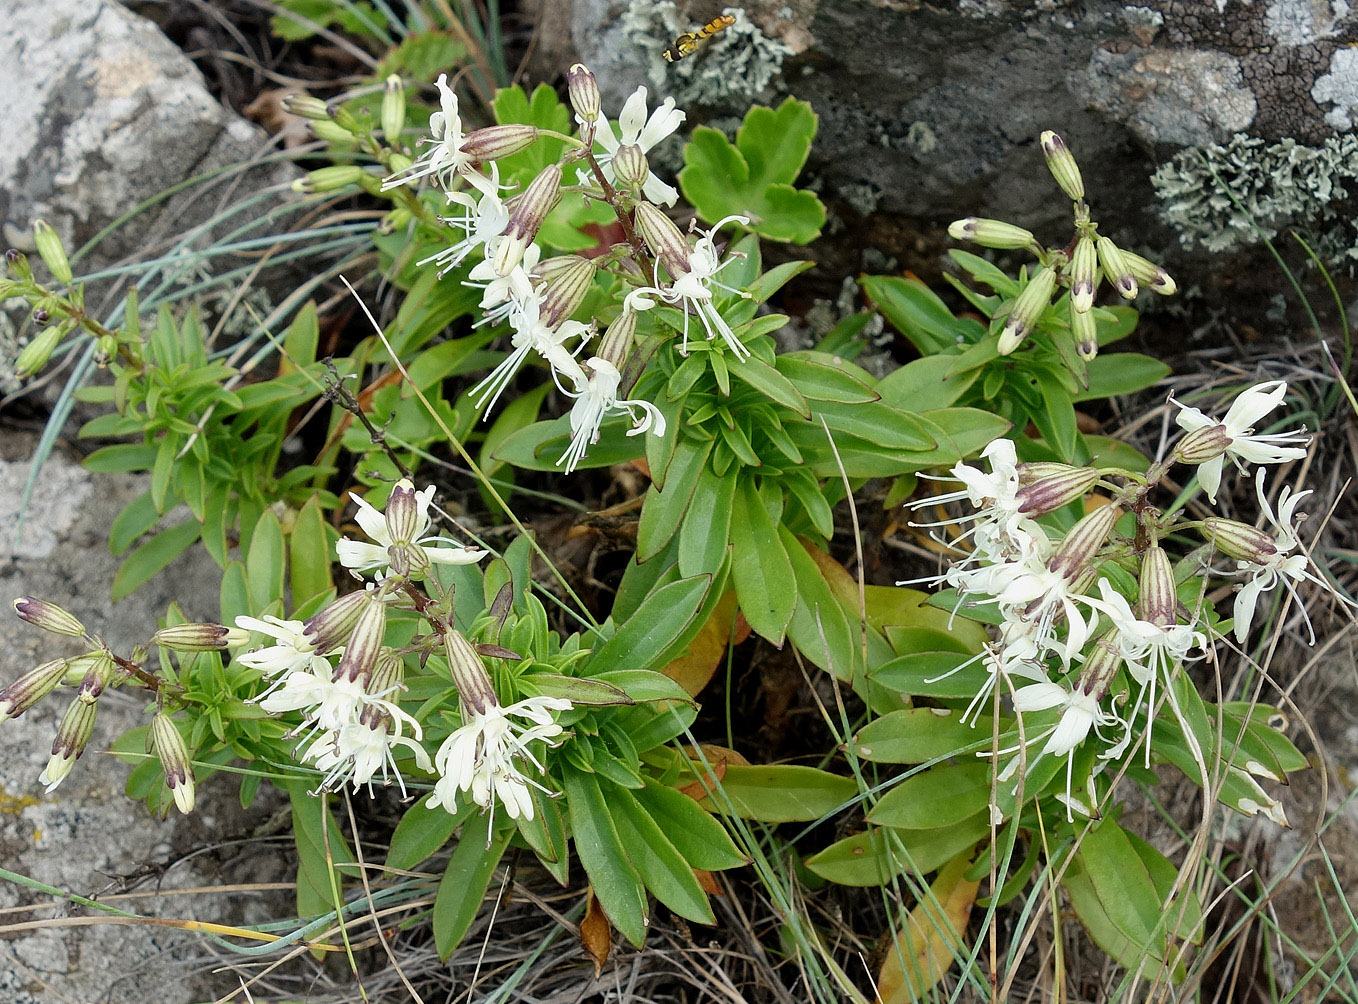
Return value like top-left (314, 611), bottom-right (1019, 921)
top-left (620, 1), bottom-right (793, 105)
top-left (1151, 131), bottom-right (1358, 262)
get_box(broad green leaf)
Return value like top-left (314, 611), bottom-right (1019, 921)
top-left (112, 521), bottom-right (202, 602)
top-left (854, 708), bottom-right (1011, 764)
top-left (587, 574), bottom-right (711, 672)
top-left (608, 784), bottom-right (715, 924)
top-left (878, 355), bottom-right (981, 412)
top-left (637, 437), bottom-right (712, 561)
top-left (1074, 353), bottom-right (1171, 402)
top-left (245, 509), bottom-right (286, 613)
top-left (861, 275), bottom-right (963, 355)
top-left (728, 353), bottom-right (810, 416)
top-left (108, 490), bottom-right (159, 556)
top-left (679, 99), bottom-right (825, 243)
top-left (562, 768), bottom-right (649, 946)
top-left (287, 781), bottom-right (358, 921)
top-left (775, 352), bottom-right (880, 404)
top-left (386, 798), bottom-right (473, 872)
top-left (806, 813), bottom-right (992, 886)
top-left (868, 762), bottom-right (991, 830)
top-left (729, 476), bottom-right (795, 644)
top-left (632, 782), bottom-right (747, 871)
top-left (433, 812), bottom-right (512, 959)
top-left (699, 764), bottom-right (859, 822)
top-left (288, 495), bottom-right (334, 607)
top-left (678, 463), bottom-right (737, 579)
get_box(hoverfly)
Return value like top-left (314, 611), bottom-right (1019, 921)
top-left (662, 13), bottom-right (736, 63)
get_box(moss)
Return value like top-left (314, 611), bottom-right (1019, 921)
top-left (1151, 132), bottom-right (1358, 264)
top-left (621, 1), bottom-right (792, 106)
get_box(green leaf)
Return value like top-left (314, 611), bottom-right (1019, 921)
top-left (853, 708), bottom-right (1009, 764)
top-left (1074, 353), bottom-right (1172, 402)
top-left (729, 476), bottom-right (796, 644)
top-left (112, 521), bottom-right (202, 602)
top-left (637, 437), bottom-right (712, 561)
top-left (861, 275), bottom-right (964, 355)
top-left (867, 762), bottom-right (991, 830)
top-left (806, 814), bottom-right (992, 887)
top-left (108, 490), bottom-right (159, 556)
top-left (562, 768), bottom-right (649, 946)
top-left (632, 783), bottom-right (747, 871)
top-left (775, 351), bottom-right (880, 404)
top-left (678, 464), bottom-right (737, 579)
top-left (386, 798), bottom-right (473, 872)
top-left (679, 99), bottom-right (825, 244)
top-left (287, 781), bottom-right (358, 920)
top-left (288, 495), bottom-right (334, 608)
top-left (878, 355), bottom-right (981, 413)
top-left (588, 574), bottom-right (712, 672)
top-left (84, 443), bottom-right (157, 475)
top-left (608, 784), bottom-right (715, 924)
top-left (246, 509), bottom-right (286, 613)
top-left (699, 764), bottom-right (859, 822)
top-left (433, 812), bottom-right (512, 959)
top-left (728, 353), bottom-right (810, 416)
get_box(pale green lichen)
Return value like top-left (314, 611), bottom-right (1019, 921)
top-left (622, 1), bottom-right (792, 106)
top-left (1151, 132), bottom-right (1358, 264)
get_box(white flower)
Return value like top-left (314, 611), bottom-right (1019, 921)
top-left (1230, 471), bottom-right (1351, 643)
top-left (626, 215), bottom-right (752, 358)
top-left (595, 86), bottom-right (685, 206)
top-left (469, 293), bottom-right (592, 417)
top-left (335, 483), bottom-right (487, 578)
top-left (380, 74), bottom-right (497, 196)
top-left (419, 176), bottom-right (509, 277)
top-left (1006, 678), bottom-right (1125, 819)
top-left (558, 357), bottom-right (667, 473)
top-left (427, 695), bottom-right (572, 821)
top-left (1173, 379), bottom-right (1309, 503)
top-left (467, 243), bottom-right (542, 329)
top-left (260, 669), bottom-right (370, 733)
top-left (909, 439), bottom-right (1046, 563)
top-left (1091, 579), bottom-right (1204, 764)
top-left (304, 705), bottom-right (432, 796)
top-left (992, 562), bottom-right (1099, 659)
top-left (234, 615), bottom-right (329, 684)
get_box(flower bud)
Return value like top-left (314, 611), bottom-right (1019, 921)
top-left (368, 648), bottom-right (406, 699)
top-left (14, 323), bottom-right (63, 378)
top-left (461, 124), bottom-right (539, 163)
top-left (568, 64), bottom-right (601, 128)
top-left (153, 622), bottom-right (251, 652)
top-left (633, 202), bottom-right (691, 278)
top-left (538, 255), bottom-right (596, 328)
top-left (947, 217), bottom-right (1036, 250)
top-left (1095, 237), bottom-right (1137, 300)
top-left (1069, 236), bottom-right (1097, 313)
top-left (1015, 465), bottom-right (1099, 516)
top-left (41, 697), bottom-right (98, 792)
top-left (14, 596), bottom-right (85, 637)
top-left (381, 74), bottom-right (406, 142)
top-left (998, 264), bottom-right (1057, 355)
top-left (1070, 303), bottom-right (1098, 360)
top-left (283, 93), bottom-right (331, 120)
top-left (1137, 546), bottom-right (1179, 628)
top-left (1040, 130), bottom-right (1085, 201)
top-left (327, 101), bottom-right (363, 134)
top-left (444, 628), bottom-right (497, 717)
top-left (1047, 503), bottom-right (1117, 581)
top-left (150, 713), bottom-right (195, 813)
top-left (304, 589), bottom-right (371, 652)
top-left (611, 143), bottom-right (649, 191)
top-left (76, 654), bottom-right (115, 703)
top-left (598, 309), bottom-right (638, 371)
top-left (383, 479), bottom-right (422, 546)
top-left (493, 164), bottom-right (560, 276)
top-left (1172, 423), bottom-right (1231, 466)
top-left (292, 166), bottom-right (364, 194)
top-left (332, 595), bottom-right (387, 685)
top-left (60, 654), bottom-right (100, 686)
top-left (1077, 632), bottom-right (1122, 701)
top-left (311, 118), bottom-right (357, 144)
top-left (386, 152), bottom-right (414, 177)
top-left (1122, 251), bottom-right (1175, 296)
top-left (1202, 518), bottom-right (1278, 565)
top-left (5, 248), bottom-right (32, 281)
top-left (32, 220), bottom-right (72, 285)
top-left (0, 659), bottom-right (69, 721)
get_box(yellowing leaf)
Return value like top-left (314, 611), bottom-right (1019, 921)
top-left (877, 852), bottom-right (979, 1004)
top-left (660, 589), bottom-right (747, 696)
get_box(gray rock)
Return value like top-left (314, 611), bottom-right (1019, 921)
top-left (0, 435), bottom-right (289, 1004)
top-left (0, 0), bottom-right (296, 274)
top-left (572, 0), bottom-right (1358, 258)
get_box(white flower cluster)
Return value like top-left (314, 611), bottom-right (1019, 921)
top-left (380, 69), bottom-right (759, 472)
top-left (908, 381), bottom-right (1332, 822)
top-left (234, 481), bottom-right (571, 820)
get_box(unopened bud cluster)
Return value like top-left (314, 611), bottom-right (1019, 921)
top-left (949, 130), bottom-right (1176, 360)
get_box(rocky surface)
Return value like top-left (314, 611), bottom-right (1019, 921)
top-left (0, 0), bottom-right (296, 275)
top-left (571, 0), bottom-right (1358, 263)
